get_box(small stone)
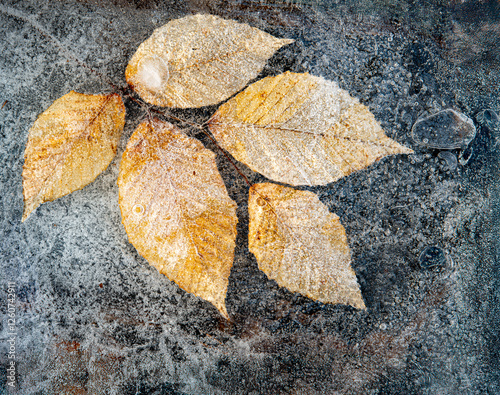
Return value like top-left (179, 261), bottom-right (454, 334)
top-left (411, 109), bottom-right (476, 149)
top-left (437, 151), bottom-right (458, 172)
top-left (418, 246), bottom-right (447, 269)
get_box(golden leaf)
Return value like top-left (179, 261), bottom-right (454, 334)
top-left (22, 91), bottom-right (125, 222)
top-left (125, 14), bottom-right (293, 108)
top-left (118, 119), bottom-right (238, 318)
top-left (249, 183), bottom-right (366, 310)
top-left (209, 71), bottom-right (413, 186)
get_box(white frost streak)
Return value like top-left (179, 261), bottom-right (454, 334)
top-left (135, 56), bottom-right (169, 93)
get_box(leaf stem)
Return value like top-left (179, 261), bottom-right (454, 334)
top-left (199, 126), bottom-right (253, 188)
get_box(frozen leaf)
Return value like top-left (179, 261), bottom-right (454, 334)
top-left (248, 183), bottom-right (365, 309)
top-left (125, 14), bottom-right (293, 108)
top-left (118, 119), bottom-right (238, 318)
top-left (22, 91), bottom-right (125, 222)
top-left (209, 71), bottom-right (413, 186)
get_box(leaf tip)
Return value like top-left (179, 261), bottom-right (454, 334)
top-left (403, 146), bottom-right (414, 154)
top-left (21, 191), bottom-right (40, 223)
top-left (21, 208), bottom-right (30, 222)
top-left (391, 141), bottom-right (414, 156)
top-left (352, 292), bottom-right (367, 310)
top-left (216, 301), bottom-right (229, 320)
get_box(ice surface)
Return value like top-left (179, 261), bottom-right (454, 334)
top-left (0, 0), bottom-right (499, 394)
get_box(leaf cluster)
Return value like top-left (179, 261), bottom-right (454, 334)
top-left (22, 14), bottom-right (412, 318)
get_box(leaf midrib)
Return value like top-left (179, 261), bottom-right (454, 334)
top-left (27, 95), bottom-right (114, 208)
top-left (211, 121), bottom-right (399, 148)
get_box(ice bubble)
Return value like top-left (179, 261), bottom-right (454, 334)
top-left (418, 246), bottom-right (447, 269)
top-left (133, 204), bottom-right (145, 215)
top-left (476, 109), bottom-right (499, 131)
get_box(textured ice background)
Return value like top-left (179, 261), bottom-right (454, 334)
top-left (0, 0), bottom-right (499, 394)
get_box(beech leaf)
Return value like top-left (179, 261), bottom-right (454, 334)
top-left (248, 183), bottom-right (366, 310)
top-left (22, 91), bottom-right (125, 221)
top-left (118, 119), bottom-right (238, 318)
top-left (125, 14), bottom-right (293, 108)
top-left (209, 71), bottom-right (413, 186)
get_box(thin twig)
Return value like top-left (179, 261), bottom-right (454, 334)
top-left (199, 126), bottom-right (253, 187)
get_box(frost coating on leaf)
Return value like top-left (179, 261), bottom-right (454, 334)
top-left (249, 183), bottom-right (366, 309)
top-left (135, 55), bottom-right (170, 93)
top-left (118, 119), bottom-right (238, 318)
top-left (22, 91), bottom-right (125, 221)
top-left (209, 72), bottom-right (413, 186)
top-left (125, 14), bottom-right (293, 108)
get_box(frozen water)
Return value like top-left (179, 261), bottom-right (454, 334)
top-left (1, 0), bottom-right (499, 394)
